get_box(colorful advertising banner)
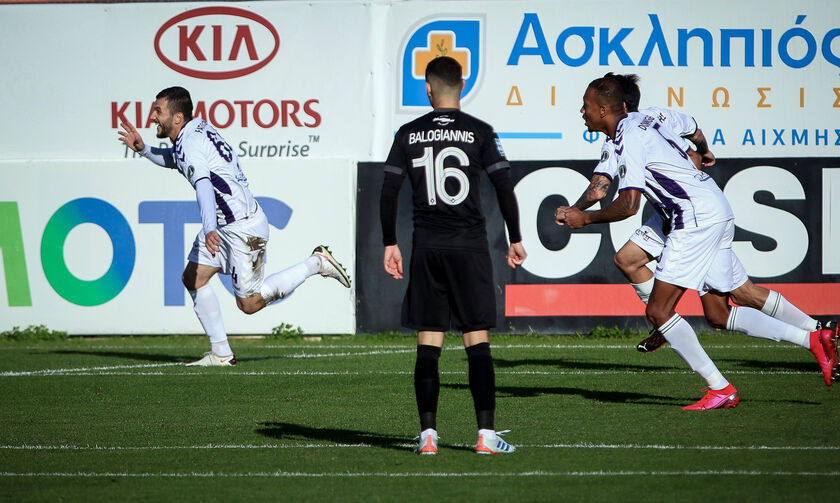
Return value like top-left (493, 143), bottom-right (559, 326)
top-left (383, 0), bottom-right (840, 161)
top-left (0, 159), bottom-right (356, 334)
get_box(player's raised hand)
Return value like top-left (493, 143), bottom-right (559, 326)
top-left (118, 121), bottom-right (145, 152)
top-left (383, 244), bottom-right (403, 279)
top-left (205, 230), bottom-right (221, 258)
top-left (506, 242), bottom-right (527, 269)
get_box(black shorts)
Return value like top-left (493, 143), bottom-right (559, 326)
top-left (402, 247), bottom-right (496, 333)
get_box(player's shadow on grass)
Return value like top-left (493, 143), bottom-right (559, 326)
top-left (715, 357), bottom-right (820, 373)
top-left (50, 350), bottom-right (188, 363)
top-left (255, 422), bottom-right (471, 452)
top-left (492, 356), bottom-right (667, 373)
top-left (441, 382), bottom-right (683, 406)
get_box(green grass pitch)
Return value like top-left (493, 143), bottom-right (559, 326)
top-left (1, 333), bottom-right (838, 502)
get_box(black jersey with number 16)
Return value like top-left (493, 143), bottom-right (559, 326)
top-left (384, 108), bottom-right (510, 251)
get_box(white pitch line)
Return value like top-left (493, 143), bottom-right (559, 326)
top-left (2, 442), bottom-right (837, 452)
top-left (1, 470), bottom-right (838, 478)
top-left (1, 368), bottom-right (821, 378)
top-left (0, 362), bottom-right (182, 377)
top-left (0, 343), bottom-right (801, 351)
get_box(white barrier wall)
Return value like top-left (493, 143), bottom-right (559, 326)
top-left (0, 1), bottom-right (837, 163)
top-left (1, 0), bottom-right (838, 333)
top-left (0, 2), bottom-right (376, 161)
top-left (0, 159), bottom-right (356, 334)
top-left (381, 1), bottom-right (840, 160)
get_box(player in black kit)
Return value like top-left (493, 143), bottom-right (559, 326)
top-left (380, 56), bottom-right (527, 455)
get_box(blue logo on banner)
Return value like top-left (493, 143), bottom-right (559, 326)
top-left (401, 19), bottom-right (481, 107)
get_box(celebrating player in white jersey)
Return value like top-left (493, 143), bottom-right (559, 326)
top-left (558, 77), bottom-right (838, 410)
top-left (557, 73), bottom-right (826, 355)
top-left (557, 74), bottom-right (706, 309)
top-left (119, 87), bottom-right (350, 366)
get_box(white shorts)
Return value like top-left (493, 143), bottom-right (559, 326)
top-left (188, 206), bottom-right (269, 298)
top-left (654, 219), bottom-right (748, 296)
top-left (629, 213), bottom-right (666, 260)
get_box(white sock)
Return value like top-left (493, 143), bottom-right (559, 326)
top-left (189, 285), bottom-right (231, 356)
top-left (305, 255), bottom-right (321, 275)
top-left (631, 277), bottom-right (655, 304)
top-left (659, 314), bottom-right (729, 390)
top-left (478, 428), bottom-right (496, 439)
top-left (727, 306), bottom-right (810, 349)
top-left (260, 259), bottom-right (319, 305)
top-left (761, 290), bottom-right (818, 332)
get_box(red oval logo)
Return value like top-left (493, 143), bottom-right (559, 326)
top-left (154, 7), bottom-right (279, 80)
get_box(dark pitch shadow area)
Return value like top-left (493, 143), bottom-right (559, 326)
top-left (254, 422), bottom-right (474, 452)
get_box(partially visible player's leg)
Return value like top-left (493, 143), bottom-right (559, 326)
top-left (648, 281), bottom-right (729, 390)
top-left (724, 282), bottom-right (837, 386)
top-left (257, 247), bottom-right (350, 308)
top-left (182, 261), bottom-right (234, 366)
top-left (619, 215), bottom-right (666, 304)
top-left (651, 224), bottom-right (737, 408)
top-left (404, 249), bottom-right (448, 455)
top-left (461, 330), bottom-right (512, 454)
top-left (414, 331), bottom-right (444, 455)
top-left (614, 241), bottom-right (656, 303)
top-left (729, 281), bottom-right (818, 332)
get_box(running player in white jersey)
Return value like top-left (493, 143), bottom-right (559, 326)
top-left (558, 73), bottom-right (826, 354)
top-left (558, 77), bottom-right (838, 409)
top-left (557, 74), bottom-right (705, 307)
top-left (118, 87), bottom-right (351, 366)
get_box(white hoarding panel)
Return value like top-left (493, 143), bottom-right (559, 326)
top-left (0, 2), bottom-right (375, 161)
top-left (383, 0), bottom-right (840, 161)
top-left (0, 159), bottom-right (356, 335)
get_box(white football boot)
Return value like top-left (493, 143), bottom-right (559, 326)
top-left (413, 428), bottom-right (438, 455)
top-left (185, 352), bottom-right (237, 367)
top-left (475, 429), bottom-right (515, 454)
top-left (311, 245), bottom-right (351, 288)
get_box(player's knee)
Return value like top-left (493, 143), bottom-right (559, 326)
top-left (728, 289), bottom-right (757, 309)
top-left (236, 297), bottom-right (263, 315)
top-left (645, 305), bottom-right (666, 327)
top-left (181, 273), bottom-right (195, 291)
top-left (704, 313), bottom-right (728, 330)
top-left (613, 252), bottom-right (630, 272)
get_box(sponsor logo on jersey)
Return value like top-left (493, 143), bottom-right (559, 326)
top-left (432, 115), bottom-right (455, 126)
top-left (600, 150), bottom-right (609, 162)
top-left (154, 6), bottom-right (280, 80)
top-left (399, 18), bottom-right (482, 108)
top-left (618, 164), bottom-right (626, 178)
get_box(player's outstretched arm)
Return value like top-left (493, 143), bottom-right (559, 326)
top-left (506, 242), bottom-right (527, 269)
top-left (383, 244), bottom-right (403, 279)
top-left (118, 121), bottom-right (145, 152)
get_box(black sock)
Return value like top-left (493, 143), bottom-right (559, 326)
top-left (466, 342), bottom-right (495, 431)
top-left (414, 344), bottom-right (441, 431)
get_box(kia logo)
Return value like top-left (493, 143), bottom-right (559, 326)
top-left (154, 6), bottom-right (279, 80)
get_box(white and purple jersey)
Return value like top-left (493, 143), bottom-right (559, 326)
top-left (613, 111), bottom-right (732, 231)
top-left (173, 118), bottom-right (256, 227)
top-left (593, 106), bottom-right (696, 181)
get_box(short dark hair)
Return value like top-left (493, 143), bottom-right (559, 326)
top-left (156, 86), bottom-right (193, 121)
top-left (603, 72), bottom-right (641, 112)
top-left (425, 56), bottom-right (463, 88)
top-left (587, 76), bottom-right (625, 114)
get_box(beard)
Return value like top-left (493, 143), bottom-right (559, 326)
top-left (155, 122), bottom-right (169, 139)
